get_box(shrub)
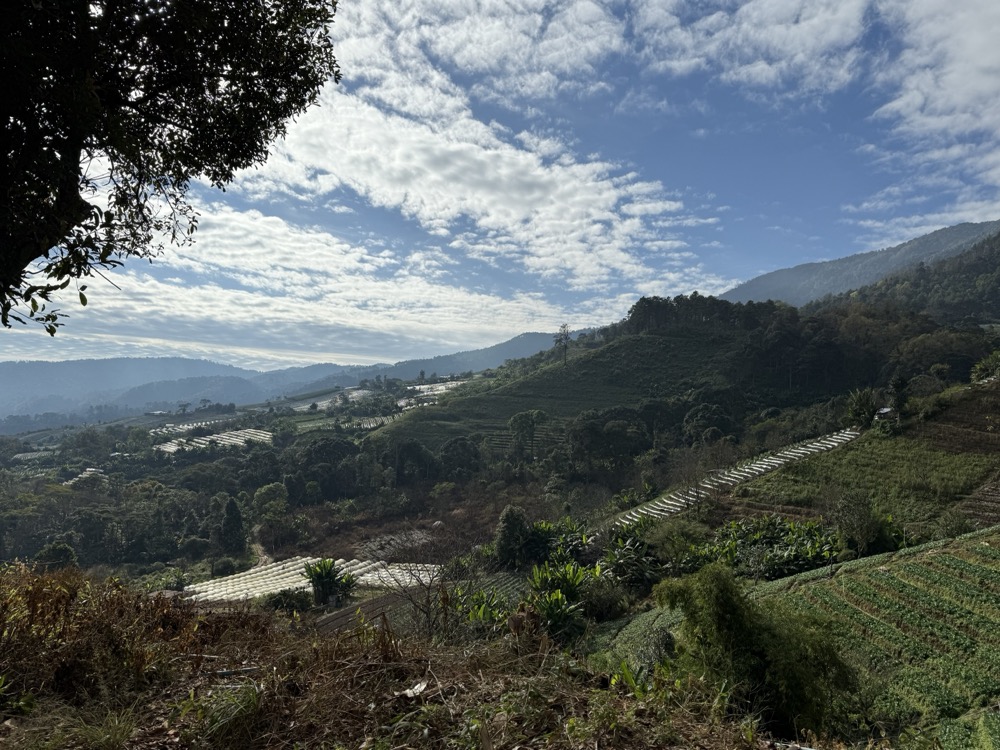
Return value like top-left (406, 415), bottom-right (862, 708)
top-left (213, 557), bottom-right (237, 577)
top-left (302, 559), bottom-right (356, 607)
top-left (258, 588), bottom-right (313, 615)
top-left (34, 540), bottom-right (78, 570)
top-left (655, 563), bottom-right (855, 737)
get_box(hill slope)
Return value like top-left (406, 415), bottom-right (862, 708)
top-left (721, 220), bottom-right (1000, 306)
top-left (804, 227), bottom-right (1000, 326)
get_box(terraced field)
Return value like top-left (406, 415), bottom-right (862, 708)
top-left (957, 472), bottom-right (1000, 527)
top-left (154, 427), bottom-right (272, 454)
top-left (760, 527), bottom-right (1000, 747)
top-left (183, 556), bottom-right (440, 602)
top-left (609, 428), bottom-right (861, 528)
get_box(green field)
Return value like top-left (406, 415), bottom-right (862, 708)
top-left (772, 527), bottom-right (1000, 745)
top-left (376, 330), bottom-right (748, 450)
top-left (733, 432), bottom-right (998, 533)
top-left (604, 527), bottom-right (1000, 746)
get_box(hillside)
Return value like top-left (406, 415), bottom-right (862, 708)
top-left (769, 527), bottom-right (1000, 747)
top-left (113, 375), bottom-right (268, 410)
top-left (804, 227), bottom-right (1000, 326)
top-left (351, 331), bottom-right (561, 383)
top-left (376, 293), bottom-right (991, 454)
top-left (721, 220), bottom-right (1000, 306)
top-left (0, 357), bottom-right (252, 417)
top-left (0, 333), bottom-right (560, 429)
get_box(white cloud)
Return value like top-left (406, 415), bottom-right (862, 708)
top-left (630, 0), bottom-right (871, 94)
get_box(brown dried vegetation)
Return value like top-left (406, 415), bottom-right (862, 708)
top-left (0, 563), bottom-right (778, 749)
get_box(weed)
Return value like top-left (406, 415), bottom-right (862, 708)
top-left (70, 706), bottom-right (137, 750)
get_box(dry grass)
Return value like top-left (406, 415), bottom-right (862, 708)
top-left (0, 563), bottom-right (792, 749)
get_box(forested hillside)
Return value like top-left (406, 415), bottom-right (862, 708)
top-left (379, 292), bottom-right (991, 458)
top-left (721, 220), bottom-right (1000, 306)
top-left (805, 228), bottom-right (1000, 326)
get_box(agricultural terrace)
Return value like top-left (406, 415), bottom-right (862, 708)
top-left (612, 428), bottom-right (860, 527)
top-left (149, 419), bottom-right (230, 436)
top-left (731, 430), bottom-right (1000, 535)
top-left (184, 556), bottom-right (440, 602)
top-left (154, 428), bottom-right (272, 454)
top-left (591, 526), bottom-right (1000, 747)
top-left (763, 526), bottom-right (1000, 746)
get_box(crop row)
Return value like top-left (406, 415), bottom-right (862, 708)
top-left (797, 588), bottom-right (934, 720)
top-left (893, 563), bottom-right (1000, 629)
top-left (866, 566), bottom-right (1000, 644)
top-left (924, 552), bottom-right (1000, 591)
top-left (801, 583), bottom-right (989, 719)
top-left (965, 542), bottom-right (1000, 565)
top-left (801, 585), bottom-right (934, 662)
top-left (837, 576), bottom-right (978, 655)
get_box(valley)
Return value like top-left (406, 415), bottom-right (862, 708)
top-left (3, 227), bottom-right (1000, 748)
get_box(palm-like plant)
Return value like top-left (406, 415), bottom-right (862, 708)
top-left (303, 559), bottom-right (357, 606)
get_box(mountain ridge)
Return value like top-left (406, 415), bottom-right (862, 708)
top-left (721, 220), bottom-right (1000, 306)
top-left (0, 332), bottom-right (561, 425)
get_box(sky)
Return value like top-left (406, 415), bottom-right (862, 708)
top-left (4, 0), bottom-right (1000, 370)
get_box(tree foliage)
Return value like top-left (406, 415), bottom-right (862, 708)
top-left (3, 0), bottom-right (340, 331)
top-left (972, 349), bottom-right (1000, 382)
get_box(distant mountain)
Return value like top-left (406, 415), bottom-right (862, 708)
top-left (249, 363), bottom-right (373, 399)
top-left (804, 227), bottom-right (1000, 325)
top-left (721, 220), bottom-right (1000, 307)
top-left (0, 358), bottom-right (253, 418)
top-left (350, 332), bottom-right (559, 384)
top-left (113, 376), bottom-right (267, 410)
top-left (0, 333), bottom-right (562, 425)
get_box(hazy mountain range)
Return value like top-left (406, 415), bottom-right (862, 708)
top-left (0, 332), bottom-right (557, 423)
top-left (4, 217), bottom-right (1000, 427)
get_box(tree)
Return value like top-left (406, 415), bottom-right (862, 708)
top-left (845, 387), bottom-right (880, 428)
top-left (507, 409), bottom-right (548, 460)
top-left (219, 497), bottom-right (246, 556)
top-left (35, 540), bottom-right (79, 570)
top-left (972, 349), bottom-right (1000, 382)
top-left (3, 0), bottom-right (340, 331)
top-left (656, 564), bottom-right (855, 736)
top-left (554, 323), bottom-right (571, 366)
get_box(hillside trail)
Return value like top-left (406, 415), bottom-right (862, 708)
top-left (250, 530), bottom-right (272, 566)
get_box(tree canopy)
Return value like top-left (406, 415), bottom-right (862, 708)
top-left (3, 0), bottom-right (340, 331)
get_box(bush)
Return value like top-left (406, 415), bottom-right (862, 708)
top-left (302, 559), bottom-right (357, 606)
top-left (655, 563), bottom-right (855, 737)
top-left (579, 575), bottom-right (631, 622)
top-left (259, 588), bottom-right (313, 615)
top-left (493, 505), bottom-right (557, 568)
top-left (213, 557), bottom-right (237, 577)
top-left (34, 541), bottom-right (78, 570)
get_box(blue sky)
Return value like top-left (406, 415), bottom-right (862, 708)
top-left (3, 0), bottom-right (1000, 370)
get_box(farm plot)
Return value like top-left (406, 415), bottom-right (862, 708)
top-left (737, 433), bottom-right (997, 531)
top-left (154, 428), bottom-right (272, 454)
top-left (183, 556), bottom-right (441, 603)
top-left (609, 428), bottom-right (860, 528)
top-left (769, 527), bottom-right (1000, 734)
